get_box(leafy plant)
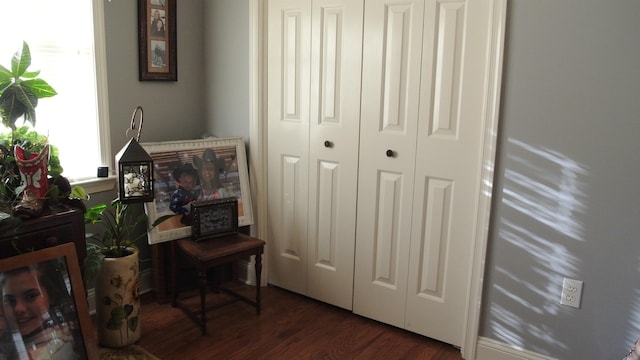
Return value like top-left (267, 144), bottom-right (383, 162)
top-left (0, 41), bottom-right (57, 130)
top-left (83, 198), bottom-right (172, 284)
top-left (0, 42), bottom-right (65, 208)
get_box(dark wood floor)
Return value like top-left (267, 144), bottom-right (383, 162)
top-left (134, 283), bottom-right (463, 360)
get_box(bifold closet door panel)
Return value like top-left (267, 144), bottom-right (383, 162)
top-left (405, 0), bottom-right (499, 346)
top-left (267, 0), bottom-right (312, 295)
top-left (306, 0), bottom-right (364, 310)
top-left (353, 0), bottom-right (426, 328)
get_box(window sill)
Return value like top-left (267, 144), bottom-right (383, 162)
top-left (71, 176), bottom-right (117, 195)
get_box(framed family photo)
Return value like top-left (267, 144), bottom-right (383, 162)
top-left (141, 137), bottom-right (254, 245)
top-left (138, 0), bottom-right (177, 81)
top-left (0, 243), bottom-right (97, 359)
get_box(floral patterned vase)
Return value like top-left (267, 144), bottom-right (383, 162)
top-left (95, 248), bottom-right (141, 348)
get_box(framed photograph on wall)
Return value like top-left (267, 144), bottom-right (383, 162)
top-left (0, 243), bottom-right (97, 360)
top-left (138, 0), bottom-right (177, 81)
top-left (142, 137), bottom-right (254, 244)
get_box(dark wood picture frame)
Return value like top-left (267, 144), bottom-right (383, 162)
top-left (191, 198), bottom-right (239, 241)
top-left (0, 243), bottom-right (97, 359)
top-left (138, 0), bottom-right (177, 81)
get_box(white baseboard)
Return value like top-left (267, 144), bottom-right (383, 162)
top-left (476, 337), bottom-right (557, 360)
top-left (236, 255), bottom-right (267, 286)
top-left (87, 268), bottom-right (154, 314)
top-left (237, 258), bottom-right (254, 285)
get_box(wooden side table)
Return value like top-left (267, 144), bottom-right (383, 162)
top-left (170, 233), bottom-right (265, 335)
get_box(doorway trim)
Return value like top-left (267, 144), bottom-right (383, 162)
top-left (248, 1), bottom-right (507, 358)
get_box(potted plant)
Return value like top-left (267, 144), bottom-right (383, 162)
top-left (0, 41), bottom-right (71, 215)
top-left (83, 196), bottom-right (171, 348)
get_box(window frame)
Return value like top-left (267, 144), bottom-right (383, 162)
top-left (75, 0), bottom-right (116, 194)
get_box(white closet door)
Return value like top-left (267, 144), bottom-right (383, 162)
top-left (306, 0), bottom-right (364, 310)
top-left (353, 0), bottom-right (426, 328)
top-left (267, 0), bottom-right (312, 294)
top-left (405, 0), bottom-right (497, 346)
top-left (354, 0), bottom-right (503, 347)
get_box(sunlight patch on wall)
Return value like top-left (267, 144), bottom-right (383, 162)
top-left (501, 139), bottom-right (588, 240)
top-left (487, 138), bottom-right (588, 355)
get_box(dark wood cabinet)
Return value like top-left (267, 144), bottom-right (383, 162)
top-left (0, 206), bottom-right (86, 266)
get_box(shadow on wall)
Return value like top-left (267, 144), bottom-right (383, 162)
top-left (487, 138), bottom-right (589, 356)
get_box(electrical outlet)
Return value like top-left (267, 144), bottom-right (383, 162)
top-left (560, 278), bottom-right (583, 308)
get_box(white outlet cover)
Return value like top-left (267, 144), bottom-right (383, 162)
top-left (560, 278), bottom-right (583, 308)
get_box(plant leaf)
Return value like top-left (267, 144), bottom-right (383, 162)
top-left (83, 250), bottom-right (105, 285)
top-left (128, 316), bottom-right (139, 332)
top-left (0, 87), bottom-right (29, 128)
top-left (22, 78), bottom-right (57, 98)
top-left (70, 185), bottom-right (89, 201)
top-left (0, 65), bottom-right (11, 84)
top-left (21, 70), bottom-right (40, 79)
top-left (11, 41), bottom-right (31, 78)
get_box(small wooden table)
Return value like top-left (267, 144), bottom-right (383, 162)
top-left (170, 233), bottom-right (265, 335)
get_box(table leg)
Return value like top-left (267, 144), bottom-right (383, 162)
top-left (255, 251), bottom-right (262, 315)
top-left (199, 270), bottom-right (207, 335)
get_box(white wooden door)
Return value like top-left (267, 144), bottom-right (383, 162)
top-left (306, 0), bottom-right (363, 310)
top-left (354, 0), bottom-right (499, 347)
top-left (267, 0), bottom-right (363, 310)
top-left (404, 0), bottom-right (499, 345)
top-left (266, 0), bottom-right (311, 294)
top-left (353, 0), bottom-right (426, 328)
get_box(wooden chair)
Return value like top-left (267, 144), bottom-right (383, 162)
top-left (170, 233), bottom-right (265, 335)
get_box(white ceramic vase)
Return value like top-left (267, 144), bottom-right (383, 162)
top-left (95, 248), bottom-right (141, 348)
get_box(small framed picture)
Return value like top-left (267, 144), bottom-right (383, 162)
top-left (138, 0), bottom-right (177, 81)
top-left (191, 198), bottom-right (239, 241)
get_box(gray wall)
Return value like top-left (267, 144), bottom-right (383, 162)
top-left (98, 1), bottom-right (640, 358)
top-left (480, 1), bottom-right (640, 359)
top-left (104, 0), bottom-right (206, 152)
top-left (203, 0), bottom-right (250, 139)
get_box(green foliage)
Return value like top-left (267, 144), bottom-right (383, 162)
top-left (85, 199), bottom-right (147, 259)
top-left (0, 41), bottom-right (57, 130)
top-left (83, 197), bottom-right (173, 284)
top-left (0, 42), bottom-right (63, 207)
top-left (0, 125), bottom-right (64, 176)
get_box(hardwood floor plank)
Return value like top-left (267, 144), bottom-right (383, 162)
top-left (134, 284), bottom-right (463, 359)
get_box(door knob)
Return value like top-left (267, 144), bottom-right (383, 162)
top-left (386, 149), bottom-right (394, 158)
top-left (324, 140), bottom-right (333, 148)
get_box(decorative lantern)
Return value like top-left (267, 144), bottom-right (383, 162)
top-left (115, 106), bottom-right (154, 203)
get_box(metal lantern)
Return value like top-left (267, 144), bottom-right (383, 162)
top-left (115, 106), bottom-right (154, 203)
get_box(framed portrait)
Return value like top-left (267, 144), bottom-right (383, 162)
top-left (142, 137), bottom-right (254, 244)
top-left (0, 243), bottom-right (97, 360)
top-left (138, 0), bottom-right (177, 81)
top-left (191, 198), bottom-right (239, 241)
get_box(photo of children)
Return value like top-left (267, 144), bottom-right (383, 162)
top-left (145, 141), bottom-right (248, 238)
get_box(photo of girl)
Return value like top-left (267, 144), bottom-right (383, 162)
top-left (150, 9), bottom-right (166, 37)
top-left (0, 260), bottom-right (86, 360)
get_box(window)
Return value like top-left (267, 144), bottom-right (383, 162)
top-left (0, 0), bottom-right (110, 183)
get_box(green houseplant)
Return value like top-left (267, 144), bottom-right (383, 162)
top-left (0, 41), bottom-right (57, 130)
top-left (82, 196), bottom-right (171, 348)
top-left (0, 41), bottom-right (69, 211)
